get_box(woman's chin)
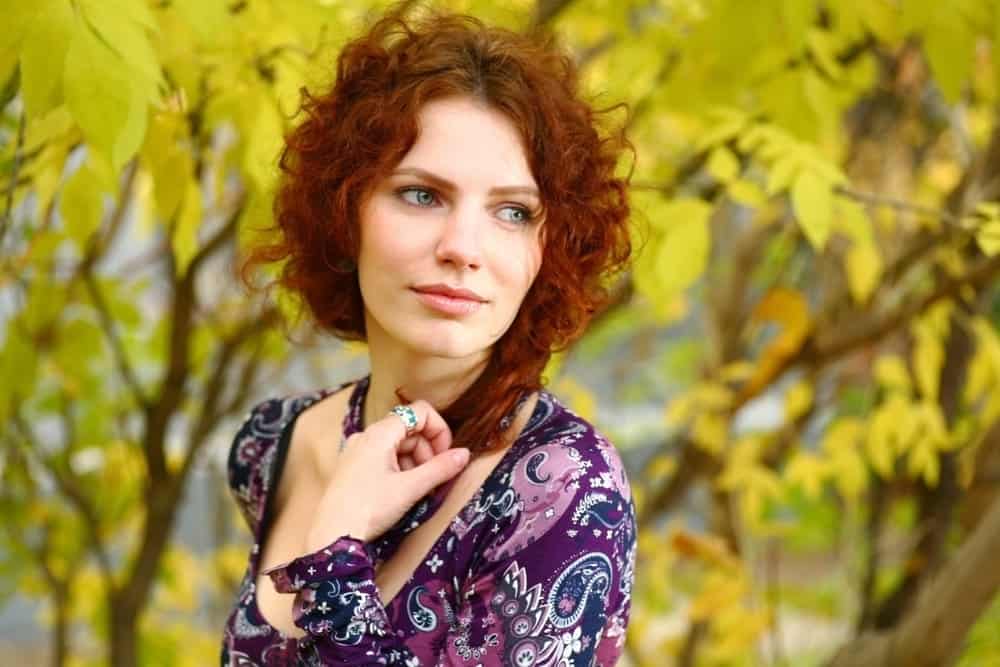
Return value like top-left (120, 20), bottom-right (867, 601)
top-left (400, 327), bottom-right (489, 360)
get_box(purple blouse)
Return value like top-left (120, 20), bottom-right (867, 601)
top-left (221, 375), bottom-right (636, 665)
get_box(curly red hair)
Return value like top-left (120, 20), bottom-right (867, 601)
top-left (240, 3), bottom-right (633, 452)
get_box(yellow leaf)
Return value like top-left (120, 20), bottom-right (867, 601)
top-left (866, 402), bottom-right (898, 478)
top-left (664, 392), bottom-right (696, 427)
top-left (707, 146), bottom-right (740, 184)
top-left (78, 0), bottom-right (163, 104)
top-left (907, 435), bottom-right (940, 486)
top-left (692, 412), bottom-right (729, 454)
top-left (916, 400), bottom-right (949, 450)
top-left (913, 329), bottom-right (944, 402)
top-left (874, 355), bottom-right (911, 394)
top-left (689, 571), bottom-right (747, 621)
top-left (174, 0), bottom-right (233, 45)
top-left (784, 380), bottom-right (813, 422)
top-left (19, 0), bottom-right (74, 118)
top-left (64, 19), bottom-right (148, 170)
top-left (653, 198), bottom-right (713, 296)
top-left (791, 169), bottom-right (833, 250)
top-left (784, 452), bottom-right (827, 500)
top-left (975, 219), bottom-right (1000, 257)
top-left (727, 178), bottom-right (767, 208)
top-left (670, 529), bottom-right (738, 569)
top-left (745, 288), bottom-right (812, 395)
top-left (692, 382), bottom-right (733, 411)
top-left (829, 447), bottom-right (867, 500)
top-left (647, 454), bottom-right (677, 482)
top-left (846, 241), bottom-right (882, 303)
top-left (921, 10), bottom-right (974, 103)
top-left (821, 418), bottom-right (862, 455)
top-left (765, 155), bottom-right (799, 196)
top-left (719, 360), bottom-right (756, 383)
top-left (963, 350), bottom-right (994, 406)
top-left (834, 198), bottom-right (874, 245)
top-left (141, 111), bottom-right (193, 221)
top-left (59, 161), bottom-right (106, 250)
top-left (242, 85), bottom-right (284, 192)
top-left (172, 180), bottom-right (202, 276)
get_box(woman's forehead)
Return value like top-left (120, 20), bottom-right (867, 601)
top-left (394, 97), bottom-right (538, 193)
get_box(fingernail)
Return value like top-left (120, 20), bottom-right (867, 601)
top-left (451, 449), bottom-right (469, 466)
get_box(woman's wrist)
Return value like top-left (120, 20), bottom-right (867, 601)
top-left (305, 517), bottom-right (371, 553)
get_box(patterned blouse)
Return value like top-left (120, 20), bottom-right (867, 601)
top-left (221, 375), bottom-right (637, 666)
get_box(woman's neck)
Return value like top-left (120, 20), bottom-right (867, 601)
top-left (362, 339), bottom-right (490, 432)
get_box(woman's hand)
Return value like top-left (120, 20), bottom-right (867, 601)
top-left (303, 400), bottom-right (470, 552)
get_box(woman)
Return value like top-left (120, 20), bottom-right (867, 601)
top-left (223, 4), bottom-right (636, 665)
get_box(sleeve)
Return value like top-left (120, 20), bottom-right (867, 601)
top-left (262, 445), bottom-right (638, 666)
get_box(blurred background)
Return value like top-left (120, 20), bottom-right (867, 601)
top-left (3, 0), bottom-right (1000, 665)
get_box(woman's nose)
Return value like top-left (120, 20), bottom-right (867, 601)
top-left (434, 205), bottom-right (483, 270)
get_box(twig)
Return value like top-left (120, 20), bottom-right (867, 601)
top-left (83, 270), bottom-right (150, 410)
top-left (0, 112), bottom-right (26, 248)
top-left (833, 185), bottom-right (966, 227)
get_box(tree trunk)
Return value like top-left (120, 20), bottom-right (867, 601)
top-left (828, 492), bottom-right (1000, 666)
top-left (50, 582), bottom-right (69, 667)
top-left (109, 603), bottom-right (139, 667)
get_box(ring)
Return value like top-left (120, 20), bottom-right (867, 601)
top-left (390, 405), bottom-right (418, 435)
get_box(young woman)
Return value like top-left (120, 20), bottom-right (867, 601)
top-left (223, 5), bottom-right (636, 665)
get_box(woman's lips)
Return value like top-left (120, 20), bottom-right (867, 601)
top-left (410, 288), bottom-right (484, 316)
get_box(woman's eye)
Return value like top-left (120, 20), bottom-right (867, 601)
top-left (399, 187), bottom-right (437, 207)
top-left (498, 206), bottom-right (533, 225)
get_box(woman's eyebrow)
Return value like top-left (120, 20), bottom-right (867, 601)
top-left (392, 166), bottom-right (540, 199)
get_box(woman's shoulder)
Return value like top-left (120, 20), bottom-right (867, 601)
top-left (476, 389), bottom-right (636, 563)
top-left (225, 379), bottom-right (356, 531)
top-left (514, 389), bottom-right (633, 503)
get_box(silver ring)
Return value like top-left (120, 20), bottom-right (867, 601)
top-left (390, 405), bottom-right (418, 435)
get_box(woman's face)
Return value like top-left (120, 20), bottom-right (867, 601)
top-left (356, 96), bottom-right (544, 360)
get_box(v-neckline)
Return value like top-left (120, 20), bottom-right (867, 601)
top-left (247, 377), bottom-right (553, 636)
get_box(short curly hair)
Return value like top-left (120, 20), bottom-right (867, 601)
top-left (240, 3), bottom-right (633, 452)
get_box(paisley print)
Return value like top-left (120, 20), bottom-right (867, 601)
top-left (406, 586), bottom-right (439, 632)
top-left (220, 375), bottom-right (636, 666)
top-left (546, 553), bottom-right (613, 630)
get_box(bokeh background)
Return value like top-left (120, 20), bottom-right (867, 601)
top-left (3, 0), bottom-right (1000, 665)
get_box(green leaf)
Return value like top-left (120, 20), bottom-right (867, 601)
top-left (64, 19), bottom-right (148, 171)
top-left (791, 170), bottom-right (833, 250)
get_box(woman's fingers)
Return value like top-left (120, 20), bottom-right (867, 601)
top-left (366, 399), bottom-right (452, 453)
top-left (412, 438), bottom-right (435, 465)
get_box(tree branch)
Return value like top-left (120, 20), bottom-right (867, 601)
top-left (83, 270), bottom-right (150, 410)
top-left (828, 490), bottom-right (1000, 666)
top-left (10, 411), bottom-right (115, 588)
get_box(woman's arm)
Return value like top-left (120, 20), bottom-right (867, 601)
top-left (263, 465), bottom-right (637, 666)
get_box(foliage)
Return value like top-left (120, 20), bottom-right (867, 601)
top-left (3, 0), bottom-right (1000, 665)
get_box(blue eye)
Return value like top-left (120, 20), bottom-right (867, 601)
top-left (397, 186), bottom-right (536, 225)
top-left (498, 206), bottom-right (533, 225)
top-left (399, 187), bottom-right (437, 207)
